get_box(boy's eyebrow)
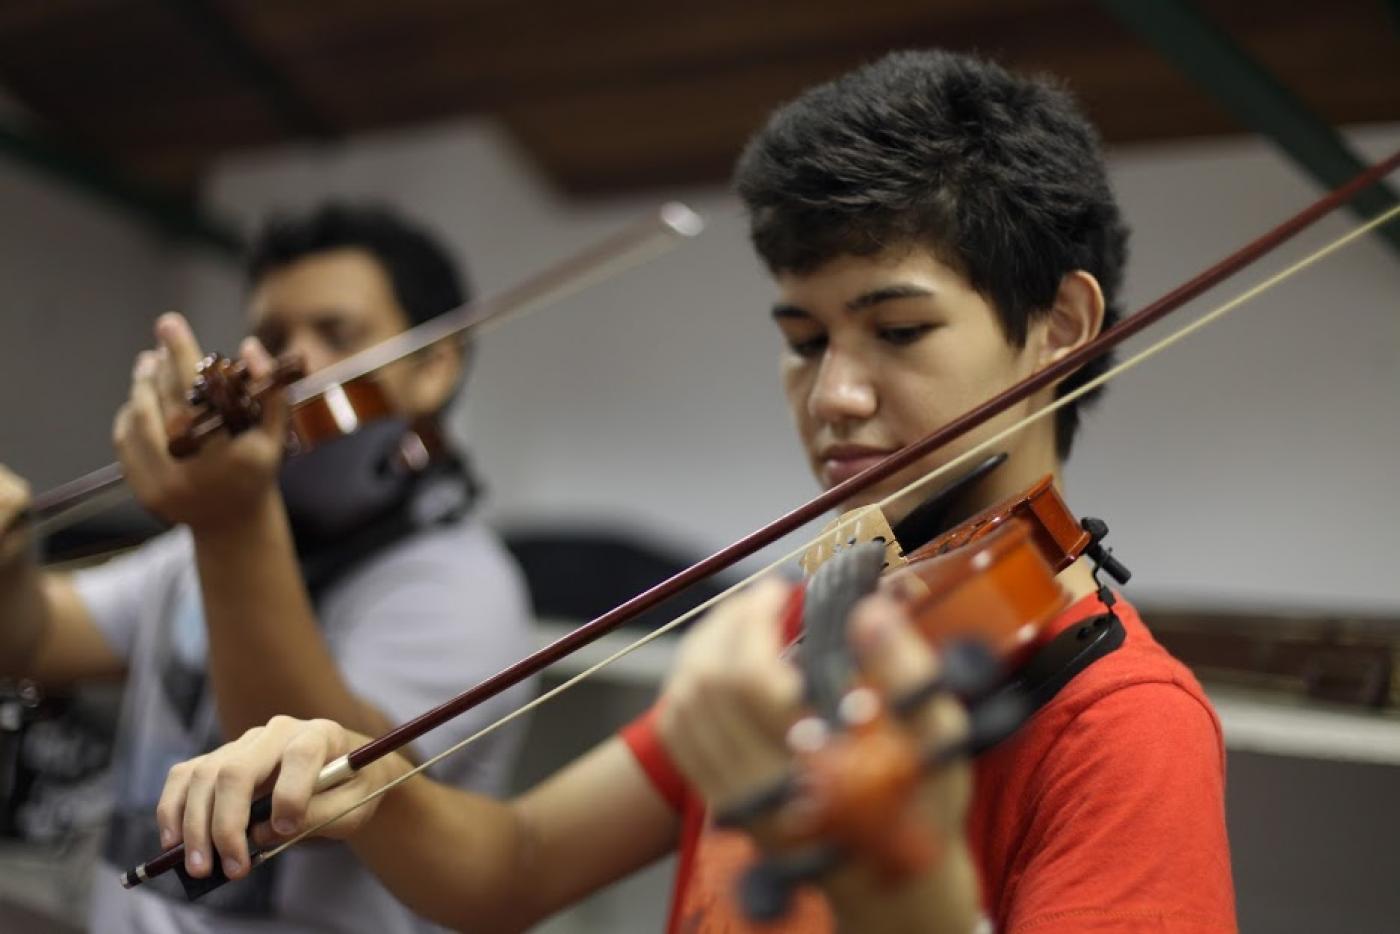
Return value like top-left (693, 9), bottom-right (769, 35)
top-left (846, 283), bottom-right (934, 311)
top-left (771, 283), bottom-right (935, 321)
top-left (771, 303), bottom-right (810, 320)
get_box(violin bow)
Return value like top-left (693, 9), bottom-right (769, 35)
top-left (25, 203), bottom-right (705, 538)
top-left (124, 149), bottom-right (1400, 893)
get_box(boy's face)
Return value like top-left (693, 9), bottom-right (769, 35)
top-left (773, 247), bottom-right (1048, 520)
top-left (247, 248), bottom-right (459, 417)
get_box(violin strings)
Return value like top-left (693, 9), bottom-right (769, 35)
top-left (256, 202), bottom-right (1400, 864)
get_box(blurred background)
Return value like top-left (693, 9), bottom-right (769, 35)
top-left (0, 1), bottom-right (1397, 931)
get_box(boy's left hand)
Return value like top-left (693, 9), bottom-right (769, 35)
top-left (656, 578), bottom-right (972, 860)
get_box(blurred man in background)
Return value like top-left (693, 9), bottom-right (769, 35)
top-left (0, 203), bottom-right (536, 933)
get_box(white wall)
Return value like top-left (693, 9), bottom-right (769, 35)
top-left (1073, 131), bottom-right (1400, 614)
top-left (188, 119), bottom-right (1400, 613)
top-left (0, 161), bottom-right (199, 490)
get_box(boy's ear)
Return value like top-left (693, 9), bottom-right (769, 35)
top-left (1040, 270), bottom-right (1105, 367)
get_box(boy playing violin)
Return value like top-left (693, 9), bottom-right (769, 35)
top-left (142, 51), bottom-right (1236, 932)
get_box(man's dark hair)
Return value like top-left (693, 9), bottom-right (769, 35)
top-left (735, 50), bottom-right (1129, 459)
top-left (246, 203), bottom-right (469, 326)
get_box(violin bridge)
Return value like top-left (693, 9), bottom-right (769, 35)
top-left (799, 505), bottom-right (908, 578)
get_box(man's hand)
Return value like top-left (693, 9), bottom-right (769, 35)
top-left (114, 312), bottom-right (288, 530)
top-left (0, 464), bottom-right (33, 578)
top-left (0, 467), bottom-right (32, 571)
top-left (156, 714), bottom-right (409, 882)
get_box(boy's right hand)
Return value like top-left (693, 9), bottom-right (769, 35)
top-left (155, 715), bottom-right (408, 882)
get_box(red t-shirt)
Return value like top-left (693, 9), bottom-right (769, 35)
top-left (621, 591), bottom-right (1237, 933)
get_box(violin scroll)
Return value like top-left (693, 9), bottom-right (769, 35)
top-left (166, 352), bottom-right (306, 458)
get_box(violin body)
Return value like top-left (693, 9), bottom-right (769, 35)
top-left (285, 374), bottom-right (397, 456)
top-left (892, 517), bottom-right (1069, 661)
top-left (169, 354), bottom-right (403, 460)
top-left (916, 474), bottom-right (1089, 574)
top-left (731, 475), bottom-right (1109, 919)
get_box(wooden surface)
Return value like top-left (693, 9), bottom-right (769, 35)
top-left (0, 1), bottom-right (1395, 195)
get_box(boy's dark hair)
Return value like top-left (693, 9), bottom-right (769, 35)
top-left (735, 50), bottom-right (1129, 459)
top-left (246, 203), bottom-right (469, 326)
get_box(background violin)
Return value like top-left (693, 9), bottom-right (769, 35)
top-left (19, 203), bottom-right (704, 540)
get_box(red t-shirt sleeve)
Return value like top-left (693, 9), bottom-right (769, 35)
top-left (1002, 682), bottom-right (1236, 932)
top-left (619, 585), bottom-right (806, 816)
top-left (619, 705), bottom-right (690, 813)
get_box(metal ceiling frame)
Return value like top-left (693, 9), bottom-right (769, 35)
top-left (165, 0), bottom-right (338, 142)
top-left (1099, 0), bottom-right (1400, 255)
top-left (0, 0), bottom-right (341, 257)
top-left (0, 120), bottom-right (244, 255)
top-left (0, 3), bottom-right (1393, 256)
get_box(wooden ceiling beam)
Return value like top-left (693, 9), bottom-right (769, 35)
top-left (0, 1), bottom-right (1392, 198)
top-left (0, 116), bottom-right (243, 254)
top-left (162, 0), bottom-right (338, 141)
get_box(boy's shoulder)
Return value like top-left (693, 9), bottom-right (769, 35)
top-left (975, 592), bottom-right (1224, 802)
top-left (1044, 595), bottom-right (1217, 733)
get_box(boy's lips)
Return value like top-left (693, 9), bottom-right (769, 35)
top-left (819, 445), bottom-right (897, 488)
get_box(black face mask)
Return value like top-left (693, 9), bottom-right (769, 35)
top-left (278, 418), bottom-right (420, 545)
top-left (278, 420), bottom-right (477, 597)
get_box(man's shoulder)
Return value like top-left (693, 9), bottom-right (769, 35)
top-left (324, 516), bottom-right (532, 621)
top-left (71, 526), bottom-right (194, 600)
top-left (95, 525), bottom-right (194, 572)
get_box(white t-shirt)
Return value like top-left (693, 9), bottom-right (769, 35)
top-left (75, 516), bottom-right (536, 934)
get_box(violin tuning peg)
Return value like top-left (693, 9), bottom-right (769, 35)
top-left (1094, 549), bottom-right (1132, 586)
top-left (1080, 517), bottom-right (1131, 586)
top-left (738, 862), bottom-right (796, 923)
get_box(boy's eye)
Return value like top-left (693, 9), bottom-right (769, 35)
top-left (878, 324), bottom-right (935, 346)
top-left (316, 319), bottom-right (360, 352)
top-left (787, 333), bottom-right (828, 358)
top-left (253, 323), bottom-right (287, 356)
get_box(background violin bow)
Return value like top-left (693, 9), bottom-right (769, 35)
top-left (23, 202), bottom-right (705, 540)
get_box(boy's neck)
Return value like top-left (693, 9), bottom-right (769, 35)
top-left (897, 443), bottom-right (1102, 604)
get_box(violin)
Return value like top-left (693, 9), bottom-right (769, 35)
top-left (714, 477), bottom-right (1131, 921)
top-left (22, 203), bottom-right (705, 538)
top-left (118, 148), bottom-right (1400, 897)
